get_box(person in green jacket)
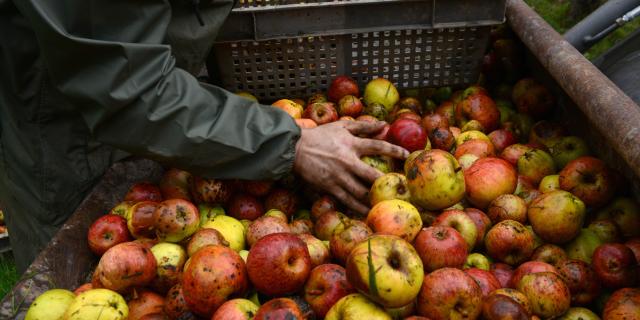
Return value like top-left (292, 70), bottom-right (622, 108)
top-left (0, 0), bottom-right (408, 273)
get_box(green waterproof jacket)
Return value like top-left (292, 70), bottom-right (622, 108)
top-left (0, 0), bottom-right (301, 272)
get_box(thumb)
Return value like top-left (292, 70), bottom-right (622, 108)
top-left (342, 120), bottom-right (386, 136)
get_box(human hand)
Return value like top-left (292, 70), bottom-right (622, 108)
top-left (293, 120), bottom-right (409, 215)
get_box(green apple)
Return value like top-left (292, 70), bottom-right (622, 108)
top-left (455, 130), bottom-right (490, 146)
top-left (325, 293), bottom-right (392, 320)
top-left (199, 204), bottom-right (225, 227)
top-left (564, 228), bottom-right (603, 263)
top-left (517, 149), bottom-right (556, 185)
top-left (201, 215), bottom-right (246, 251)
top-left (528, 190), bottom-right (584, 244)
top-left (364, 78), bottom-right (399, 112)
top-left (63, 289), bottom-right (128, 320)
top-left (239, 249), bottom-right (249, 262)
top-left (539, 174), bottom-right (560, 193)
top-left (496, 103), bottom-right (516, 125)
top-left (463, 253), bottom-right (492, 270)
top-left (346, 235), bottom-right (423, 308)
top-left (151, 242), bottom-right (187, 289)
top-left (26, 289), bottom-right (75, 320)
top-left (264, 209), bottom-right (288, 222)
top-left (547, 136), bottom-right (590, 169)
top-left (362, 155), bottom-right (393, 174)
top-left (557, 307), bottom-right (600, 320)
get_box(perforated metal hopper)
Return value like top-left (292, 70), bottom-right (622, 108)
top-left (208, 0), bottom-right (507, 100)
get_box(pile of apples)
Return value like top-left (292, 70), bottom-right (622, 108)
top-left (26, 33), bottom-right (640, 320)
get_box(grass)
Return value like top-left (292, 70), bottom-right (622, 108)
top-left (525, 0), bottom-right (640, 60)
top-left (0, 254), bottom-right (19, 300)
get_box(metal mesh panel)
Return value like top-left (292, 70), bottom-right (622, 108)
top-left (212, 26), bottom-right (490, 100)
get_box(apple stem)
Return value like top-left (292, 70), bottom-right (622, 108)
top-left (367, 239), bottom-right (379, 297)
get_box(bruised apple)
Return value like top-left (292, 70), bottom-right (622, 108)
top-left (93, 242), bottom-right (157, 293)
top-left (417, 267), bottom-right (483, 320)
top-left (125, 182), bottom-right (162, 203)
top-left (407, 149), bottom-right (465, 210)
top-left (153, 199), bottom-right (200, 243)
top-left (330, 220), bottom-right (372, 264)
top-left (182, 245), bottom-right (248, 318)
top-left (369, 173), bottom-right (411, 206)
top-left (413, 226), bottom-right (468, 272)
top-left (186, 228), bottom-right (229, 257)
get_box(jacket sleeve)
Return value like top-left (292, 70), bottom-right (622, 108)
top-left (14, 0), bottom-right (301, 180)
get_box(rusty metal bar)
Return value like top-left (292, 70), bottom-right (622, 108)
top-left (506, 0), bottom-right (640, 178)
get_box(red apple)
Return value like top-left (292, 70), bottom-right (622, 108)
top-left (128, 290), bottom-right (165, 320)
top-left (153, 199), bottom-right (200, 243)
top-left (603, 287), bottom-right (640, 320)
top-left (186, 228), bottom-right (229, 256)
top-left (304, 264), bottom-right (355, 318)
top-left (314, 210), bottom-right (349, 241)
top-left (388, 118), bottom-right (428, 152)
top-left (328, 76), bottom-right (359, 103)
top-left (455, 93), bottom-right (500, 132)
top-left (190, 177), bottom-right (233, 205)
top-left (421, 113), bottom-right (450, 134)
top-left (304, 102), bottom-right (339, 125)
top-left (485, 220), bottom-right (534, 265)
top-left (512, 78), bottom-right (555, 118)
top-left (488, 129), bottom-right (517, 153)
top-left (164, 284), bottom-right (192, 320)
top-left (559, 156), bottom-right (616, 208)
top-left (311, 195), bottom-right (337, 221)
top-left (454, 139), bottom-right (496, 160)
top-left (159, 168), bottom-right (192, 201)
top-left (413, 226), bottom-right (468, 272)
top-left (625, 238), bottom-right (640, 262)
top-left (330, 220), bottom-right (372, 264)
top-left (490, 263), bottom-right (514, 288)
top-left (246, 215), bottom-right (291, 247)
top-left (228, 193), bottom-right (264, 221)
top-left (125, 182), bottom-right (163, 203)
top-left (337, 95), bottom-right (364, 117)
top-left (395, 110), bottom-right (422, 123)
top-left (182, 245), bottom-right (248, 317)
top-left (417, 268), bottom-right (483, 320)
top-left (464, 157), bottom-right (517, 209)
top-left (486, 194), bottom-right (527, 224)
top-left (87, 214), bottom-right (132, 256)
top-left (127, 201), bottom-right (159, 239)
top-left (435, 101), bottom-right (456, 125)
top-left (265, 188), bottom-right (299, 218)
top-left (530, 244), bottom-right (567, 267)
top-left (211, 299), bottom-right (259, 320)
top-left (592, 243), bottom-right (638, 288)
top-left (529, 120), bottom-right (566, 146)
top-left (424, 127), bottom-right (451, 151)
top-left (93, 242), bottom-right (157, 293)
top-left (433, 209), bottom-right (478, 251)
top-left (247, 233), bottom-right (312, 297)
top-left (500, 143), bottom-right (532, 166)
top-left (509, 261), bottom-right (558, 288)
top-left (464, 208), bottom-right (491, 247)
top-left (556, 259), bottom-right (601, 306)
top-left (253, 298), bottom-right (308, 320)
top-left (465, 268), bottom-right (501, 297)
top-left (516, 272), bottom-right (570, 318)
top-left (242, 179), bottom-right (274, 197)
top-left (481, 294), bottom-right (530, 320)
